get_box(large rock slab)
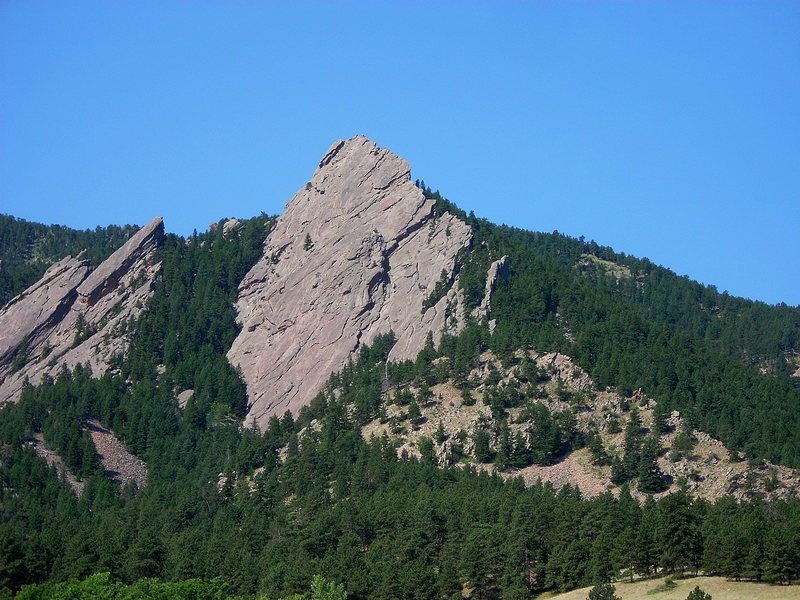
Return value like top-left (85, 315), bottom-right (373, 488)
top-left (76, 216), bottom-right (163, 306)
top-left (228, 136), bottom-right (473, 427)
top-left (0, 256), bottom-right (89, 372)
top-left (0, 217), bottom-right (164, 404)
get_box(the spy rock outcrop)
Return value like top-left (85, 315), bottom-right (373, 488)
top-left (228, 136), bottom-right (478, 428)
top-left (0, 217), bottom-right (164, 404)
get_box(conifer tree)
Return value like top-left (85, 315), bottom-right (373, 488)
top-left (685, 585), bottom-right (712, 600)
top-left (638, 436), bottom-right (666, 493)
top-left (586, 581), bottom-right (621, 600)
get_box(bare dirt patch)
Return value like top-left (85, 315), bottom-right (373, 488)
top-left (548, 575), bottom-right (800, 600)
top-left (514, 449), bottom-right (613, 498)
top-left (577, 253), bottom-right (632, 281)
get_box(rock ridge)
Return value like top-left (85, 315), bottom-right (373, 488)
top-left (76, 217), bottom-right (163, 306)
top-left (0, 217), bottom-right (164, 405)
top-left (228, 136), bottom-right (476, 428)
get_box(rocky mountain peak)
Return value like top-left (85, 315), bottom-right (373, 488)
top-left (228, 136), bottom-right (483, 428)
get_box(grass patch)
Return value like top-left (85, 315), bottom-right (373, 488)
top-left (547, 576), bottom-right (800, 600)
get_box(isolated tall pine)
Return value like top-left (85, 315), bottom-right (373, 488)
top-left (622, 407), bottom-right (644, 480)
top-left (638, 436), bottom-right (666, 493)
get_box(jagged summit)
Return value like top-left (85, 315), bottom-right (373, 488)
top-left (228, 136), bottom-right (484, 428)
top-left (278, 135), bottom-right (428, 249)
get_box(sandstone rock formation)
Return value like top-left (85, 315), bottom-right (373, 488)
top-left (0, 217), bottom-right (164, 405)
top-left (228, 136), bottom-right (477, 428)
top-left (476, 255), bottom-right (509, 333)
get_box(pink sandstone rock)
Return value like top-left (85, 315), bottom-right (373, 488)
top-left (0, 217), bottom-right (164, 405)
top-left (228, 136), bottom-right (474, 428)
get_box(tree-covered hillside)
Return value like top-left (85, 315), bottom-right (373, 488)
top-left (1, 204), bottom-right (799, 598)
top-left (424, 188), bottom-right (800, 467)
top-left (0, 214), bottom-right (142, 306)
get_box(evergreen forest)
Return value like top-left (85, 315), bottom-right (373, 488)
top-left (1, 202), bottom-right (799, 599)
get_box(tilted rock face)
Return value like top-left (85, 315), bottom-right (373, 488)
top-left (76, 217), bottom-right (162, 306)
top-left (0, 257), bottom-right (90, 370)
top-left (476, 255), bottom-right (509, 333)
top-left (0, 217), bottom-right (164, 404)
top-left (228, 136), bottom-right (474, 427)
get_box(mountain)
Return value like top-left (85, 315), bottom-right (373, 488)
top-left (0, 217), bottom-right (164, 405)
top-left (228, 135), bottom-right (497, 427)
top-left (1, 136), bottom-right (800, 598)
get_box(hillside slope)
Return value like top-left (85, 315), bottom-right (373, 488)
top-left (1, 137), bottom-right (799, 599)
top-left (359, 348), bottom-right (800, 502)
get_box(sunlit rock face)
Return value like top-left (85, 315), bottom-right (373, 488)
top-left (0, 217), bottom-right (164, 405)
top-left (228, 136), bottom-right (473, 428)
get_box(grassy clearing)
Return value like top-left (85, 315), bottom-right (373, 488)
top-left (544, 575), bottom-right (800, 600)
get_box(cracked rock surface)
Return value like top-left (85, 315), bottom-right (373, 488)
top-left (228, 136), bottom-right (474, 428)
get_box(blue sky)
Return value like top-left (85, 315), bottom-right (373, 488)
top-left (1, 2), bottom-right (798, 306)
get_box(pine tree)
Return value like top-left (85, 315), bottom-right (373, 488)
top-left (651, 401), bottom-right (670, 434)
top-left (638, 436), bottom-right (666, 493)
top-left (407, 398), bottom-right (421, 425)
top-left (587, 430), bottom-right (609, 465)
top-left (622, 407), bottom-right (644, 477)
top-left (586, 581), bottom-right (621, 600)
top-left (685, 585), bottom-right (712, 600)
top-left (634, 497), bottom-right (660, 577)
top-left (657, 491), bottom-right (699, 574)
top-left (434, 421), bottom-right (447, 444)
top-left (474, 429), bottom-right (493, 463)
top-left (0, 525), bottom-right (26, 592)
top-left (610, 455), bottom-right (628, 486)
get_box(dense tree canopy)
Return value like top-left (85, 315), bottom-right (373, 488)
top-left (2, 202), bottom-right (800, 598)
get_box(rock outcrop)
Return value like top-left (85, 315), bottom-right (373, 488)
top-left (228, 136), bottom-right (475, 428)
top-left (476, 255), bottom-right (509, 333)
top-left (76, 217), bottom-right (162, 306)
top-left (0, 217), bottom-right (164, 405)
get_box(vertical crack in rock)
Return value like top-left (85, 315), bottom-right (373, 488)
top-left (228, 136), bottom-right (477, 428)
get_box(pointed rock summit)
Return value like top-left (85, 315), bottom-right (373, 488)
top-left (0, 217), bottom-right (164, 405)
top-left (228, 136), bottom-right (474, 427)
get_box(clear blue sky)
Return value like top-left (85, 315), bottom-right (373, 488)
top-left (2, 2), bottom-right (798, 306)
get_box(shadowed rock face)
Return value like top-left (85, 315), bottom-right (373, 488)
top-left (228, 136), bottom-right (474, 428)
top-left (0, 217), bottom-right (164, 405)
